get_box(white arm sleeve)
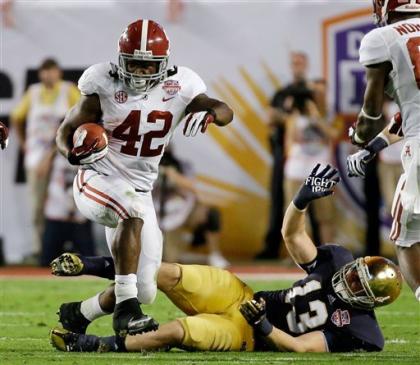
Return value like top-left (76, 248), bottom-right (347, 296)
top-left (78, 65), bottom-right (101, 96)
top-left (359, 29), bottom-right (389, 66)
top-left (178, 67), bottom-right (207, 104)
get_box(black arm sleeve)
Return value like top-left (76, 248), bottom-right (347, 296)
top-left (298, 245), bottom-right (354, 275)
top-left (323, 329), bottom-right (383, 352)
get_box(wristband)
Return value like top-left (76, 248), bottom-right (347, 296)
top-left (365, 132), bottom-right (389, 154)
top-left (361, 108), bottom-right (382, 120)
top-left (255, 317), bottom-right (274, 337)
top-left (353, 132), bottom-right (366, 145)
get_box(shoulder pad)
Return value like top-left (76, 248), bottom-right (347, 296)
top-left (109, 63), bottom-right (119, 80)
top-left (167, 66), bottom-right (178, 77)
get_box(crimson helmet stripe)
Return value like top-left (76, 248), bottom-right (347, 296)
top-left (141, 19), bottom-right (149, 52)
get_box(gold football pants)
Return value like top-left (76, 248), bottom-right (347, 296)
top-left (165, 264), bottom-right (255, 351)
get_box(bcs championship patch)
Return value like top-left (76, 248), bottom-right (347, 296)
top-left (114, 90), bottom-right (128, 103)
top-left (163, 80), bottom-right (181, 96)
top-left (331, 309), bottom-right (351, 327)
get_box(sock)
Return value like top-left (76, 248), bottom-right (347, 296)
top-left (115, 274), bottom-right (138, 304)
top-left (80, 293), bottom-right (109, 322)
top-left (415, 286), bottom-right (420, 302)
top-left (82, 256), bottom-right (115, 280)
top-left (99, 335), bottom-right (127, 352)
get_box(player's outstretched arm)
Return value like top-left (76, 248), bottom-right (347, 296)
top-left (350, 62), bottom-right (392, 145)
top-left (240, 299), bottom-right (327, 352)
top-left (281, 164), bottom-right (340, 265)
top-left (56, 94), bottom-right (102, 158)
top-left (182, 94), bottom-right (233, 137)
top-left (186, 93), bottom-right (233, 127)
top-left (347, 112), bottom-right (404, 178)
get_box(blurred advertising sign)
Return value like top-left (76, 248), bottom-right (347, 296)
top-left (322, 8), bottom-right (375, 116)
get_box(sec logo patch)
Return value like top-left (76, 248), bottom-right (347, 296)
top-left (115, 90), bottom-right (128, 103)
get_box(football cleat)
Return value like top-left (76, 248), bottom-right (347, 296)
top-left (50, 327), bottom-right (101, 352)
top-left (57, 302), bottom-right (91, 334)
top-left (50, 253), bottom-right (84, 276)
top-left (113, 297), bottom-right (159, 337)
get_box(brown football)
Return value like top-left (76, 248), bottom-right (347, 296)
top-left (72, 123), bottom-right (108, 155)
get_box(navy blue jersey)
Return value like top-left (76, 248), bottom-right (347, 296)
top-left (254, 245), bottom-right (384, 352)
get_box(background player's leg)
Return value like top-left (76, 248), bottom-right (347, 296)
top-left (396, 243), bottom-right (420, 300)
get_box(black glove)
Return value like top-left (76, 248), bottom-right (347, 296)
top-left (293, 164), bottom-right (340, 210)
top-left (240, 298), bottom-right (273, 336)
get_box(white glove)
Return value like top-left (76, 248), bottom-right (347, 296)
top-left (78, 146), bottom-right (109, 165)
top-left (182, 110), bottom-right (215, 137)
top-left (346, 149), bottom-right (375, 178)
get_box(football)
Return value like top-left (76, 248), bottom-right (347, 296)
top-left (72, 123), bottom-right (108, 156)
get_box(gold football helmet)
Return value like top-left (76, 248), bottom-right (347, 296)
top-left (332, 256), bottom-right (403, 310)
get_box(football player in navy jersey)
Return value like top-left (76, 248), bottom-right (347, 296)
top-left (50, 164), bottom-right (402, 353)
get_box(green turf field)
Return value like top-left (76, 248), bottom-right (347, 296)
top-left (0, 277), bottom-right (418, 364)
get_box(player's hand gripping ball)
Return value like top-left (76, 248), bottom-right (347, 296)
top-left (68, 123), bottom-right (108, 165)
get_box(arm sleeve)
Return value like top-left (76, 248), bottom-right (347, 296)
top-left (323, 329), bottom-right (382, 352)
top-left (10, 90), bottom-right (31, 122)
top-left (178, 67), bottom-right (207, 104)
top-left (67, 83), bottom-right (81, 107)
top-left (298, 245), bottom-right (354, 274)
top-left (359, 29), bottom-right (389, 66)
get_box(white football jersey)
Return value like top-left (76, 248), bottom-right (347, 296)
top-left (359, 18), bottom-right (420, 139)
top-left (78, 63), bottom-right (206, 191)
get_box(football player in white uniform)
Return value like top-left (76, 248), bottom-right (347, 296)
top-left (347, 0), bottom-right (420, 301)
top-left (55, 19), bottom-right (233, 337)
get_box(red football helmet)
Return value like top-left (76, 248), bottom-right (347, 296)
top-left (373, 0), bottom-right (420, 26)
top-left (118, 19), bottom-right (170, 93)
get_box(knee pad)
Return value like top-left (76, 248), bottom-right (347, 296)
top-left (136, 263), bottom-right (159, 304)
top-left (137, 282), bottom-right (157, 304)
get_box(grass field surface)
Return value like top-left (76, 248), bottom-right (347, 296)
top-left (0, 277), bottom-right (419, 364)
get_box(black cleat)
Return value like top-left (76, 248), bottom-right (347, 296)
top-left (50, 253), bottom-right (84, 276)
top-left (113, 298), bottom-right (159, 337)
top-left (57, 301), bottom-right (91, 334)
top-left (50, 327), bottom-right (101, 352)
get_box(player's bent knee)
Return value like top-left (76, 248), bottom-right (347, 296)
top-left (157, 263), bottom-right (181, 292)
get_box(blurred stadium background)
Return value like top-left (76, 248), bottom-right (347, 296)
top-left (0, 0), bottom-right (397, 265)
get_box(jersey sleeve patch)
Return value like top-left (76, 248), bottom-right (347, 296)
top-left (359, 29), bottom-right (389, 66)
